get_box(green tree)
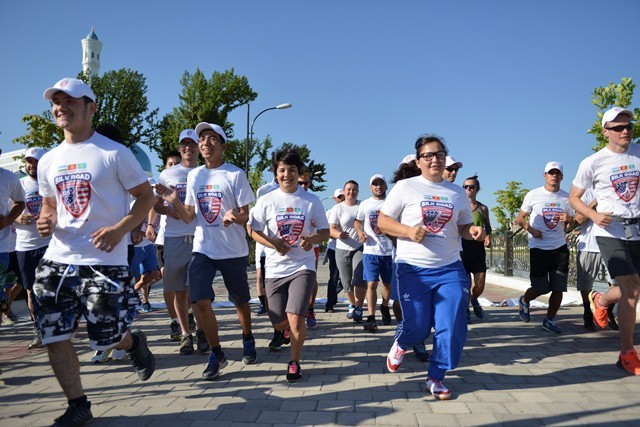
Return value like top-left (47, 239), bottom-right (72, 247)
top-left (14, 69), bottom-right (159, 151)
top-left (588, 77), bottom-right (640, 151)
top-left (492, 181), bottom-right (528, 230)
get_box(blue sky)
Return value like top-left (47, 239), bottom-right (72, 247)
top-left (1, 1), bottom-right (639, 224)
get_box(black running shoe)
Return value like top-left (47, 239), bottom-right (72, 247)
top-left (286, 360), bottom-right (302, 382)
top-left (353, 306), bottom-right (363, 323)
top-left (196, 329), bottom-right (210, 353)
top-left (363, 317), bottom-right (378, 333)
top-left (471, 298), bottom-right (485, 319)
top-left (127, 330), bottom-right (155, 381)
top-left (52, 402), bottom-right (93, 426)
top-left (379, 304), bottom-right (392, 325)
top-left (269, 329), bottom-right (284, 350)
top-left (170, 320), bottom-right (181, 342)
top-left (180, 333), bottom-right (194, 355)
top-left (413, 342), bottom-right (430, 362)
top-left (583, 312), bottom-right (596, 331)
top-left (242, 338), bottom-right (257, 365)
top-left (202, 351), bottom-right (228, 381)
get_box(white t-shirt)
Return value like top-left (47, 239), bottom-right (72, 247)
top-left (0, 168), bottom-right (25, 253)
top-left (576, 188), bottom-right (599, 253)
top-left (520, 186), bottom-right (573, 250)
top-left (37, 133), bottom-right (148, 265)
top-left (15, 176), bottom-right (50, 251)
top-left (325, 206), bottom-right (337, 251)
top-left (255, 178), bottom-right (279, 258)
top-left (158, 164), bottom-right (197, 238)
top-left (381, 176), bottom-right (473, 269)
top-left (185, 163), bottom-right (255, 260)
top-left (573, 144), bottom-right (640, 241)
top-left (328, 201), bottom-right (362, 251)
top-left (250, 187), bottom-right (329, 278)
top-left (155, 214), bottom-right (166, 246)
top-left (356, 197), bottom-right (393, 256)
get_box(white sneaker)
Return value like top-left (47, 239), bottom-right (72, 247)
top-left (386, 340), bottom-right (407, 373)
top-left (92, 349), bottom-right (112, 363)
top-left (425, 377), bottom-right (451, 400)
top-left (112, 349), bottom-right (127, 361)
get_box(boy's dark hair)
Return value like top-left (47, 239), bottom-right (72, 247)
top-left (96, 123), bottom-right (123, 143)
top-left (272, 147), bottom-right (304, 173)
top-left (164, 150), bottom-right (181, 164)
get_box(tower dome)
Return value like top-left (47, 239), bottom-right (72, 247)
top-left (81, 26), bottom-right (103, 77)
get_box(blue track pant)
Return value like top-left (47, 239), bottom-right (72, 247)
top-left (394, 261), bottom-right (470, 381)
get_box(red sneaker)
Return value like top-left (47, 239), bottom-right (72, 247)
top-left (617, 349), bottom-right (640, 375)
top-left (386, 341), bottom-right (407, 373)
top-left (588, 291), bottom-right (609, 329)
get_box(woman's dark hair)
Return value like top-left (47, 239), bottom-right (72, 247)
top-left (392, 162), bottom-right (421, 183)
top-left (464, 174), bottom-right (481, 191)
top-left (414, 134), bottom-right (448, 157)
top-left (272, 147), bottom-right (304, 173)
top-left (96, 123), bottom-right (123, 143)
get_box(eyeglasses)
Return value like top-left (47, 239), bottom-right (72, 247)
top-left (298, 181), bottom-right (309, 186)
top-left (463, 185), bottom-right (477, 190)
top-left (198, 135), bottom-right (222, 144)
top-left (604, 123), bottom-right (634, 132)
top-left (445, 167), bottom-right (459, 172)
top-left (417, 151), bottom-right (446, 161)
top-left (178, 140), bottom-right (197, 146)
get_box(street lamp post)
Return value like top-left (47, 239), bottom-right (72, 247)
top-left (245, 103), bottom-right (292, 174)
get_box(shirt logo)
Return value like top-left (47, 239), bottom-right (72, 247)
top-left (368, 210), bottom-right (382, 235)
top-left (54, 172), bottom-right (92, 218)
top-left (197, 191), bottom-right (222, 224)
top-left (611, 170), bottom-right (639, 203)
top-left (25, 195), bottom-right (43, 220)
top-left (276, 214), bottom-right (305, 245)
top-left (420, 201), bottom-right (453, 233)
top-left (176, 183), bottom-right (187, 204)
top-left (542, 207), bottom-right (562, 229)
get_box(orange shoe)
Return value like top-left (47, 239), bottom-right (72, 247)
top-left (617, 350), bottom-right (640, 375)
top-left (588, 291), bottom-right (609, 329)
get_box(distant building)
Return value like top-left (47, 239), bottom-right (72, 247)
top-left (0, 148), bottom-right (26, 175)
top-left (82, 26), bottom-right (102, 77)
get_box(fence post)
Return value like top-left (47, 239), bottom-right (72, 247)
top-left (504, 229), bottom-right (513, 277)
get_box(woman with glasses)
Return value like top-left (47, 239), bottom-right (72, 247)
top-left (461, 176), bottom-right (492, 321)
top-left (378, 134), bottom-right (485, 400)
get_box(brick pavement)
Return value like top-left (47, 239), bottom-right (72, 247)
top-left (1, 262), bottom-right (639, 426)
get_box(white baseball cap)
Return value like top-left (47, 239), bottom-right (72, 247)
top-left (178, 129), bottom-right (198, 144)
top-left (25, 147), bottom-right (47, 161)
top-left (43, 78), bottom-right (96, 102)
top-left (398, 154), bottom-right (416, 168)
top-left (369, 174), bottom-right (387, 185)
top-left (601, 107), bottom-right (633, 127)
top-left (544, 161), bottom-right (564, 174)
top-left (194, 122), bottom-right (227, 143)
top-left (445, 156), bottom-right (463, 168)
top-left (333, 188), bottom-right (344, 198)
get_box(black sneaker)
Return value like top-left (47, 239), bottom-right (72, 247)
top-left (188, 312), bottom-right (196, 332)
top-left (608, 304), bottom-right (619, 331)
top-left (202, 351), bottom-right (228, 381)
top-left (353, 306), bottom-right (363, 323)
top-left (286, 360), bottom-right (302, 382)
top-left (196, 329), bottom-right (210, 353)
top-left (242, 338), bottom-right (257, 365)
top-left (363, 317), bottom-right (378, 333)
top-left (52, 402), bottom-right (93, 426)
top-left (256, 304), bottom-right (267, 316)
top-left (170, 320), bottom-right (181, 342)
top-left (413, 342), bottom-right (430, 362)
top-left (379, 304), bottom-right (392, 325)
top-left (471, 298), bottom-right (484, 319)
top-left (583, 312), bottom-right (596, 331)
top-left (282, 328), bottom-right (291, 345)
top-left (179, 333), bottom-right (194, 355)
top-left (269, 330), bottom-right (284, 350)
top-left (127, 330), bottom-right (155, 381)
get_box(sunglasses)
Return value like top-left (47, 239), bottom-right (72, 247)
top-left (446, 167), bottom-right (459, 172)
top-left (418, 151), bottom-right (446, 161)
top-left (298, 181), bottom-right (309, 185)
top-left (463, 185), bottom-right (477, 190)
top-left (604, 123), bottom-right (634, 132)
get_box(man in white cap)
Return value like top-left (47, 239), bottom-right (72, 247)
top-left (355, 174), bottom-right (394, 332)
top-left (0, 148), bottom-right (25, 322)
top-left (157, 122), bottom-right (257, 380)
top-left (443, 156), bottom-right (463, 183)
top-left (34, 77), bottom-right (156, 425)
top-left (570, 106), bottom-right (640, 375)
top-left (14, 147), bottom-right (49, 348)
top-left (323, 188), bottom-right (345, 312)
top-left (516, 161), bottom-right (574, 334)
top-left (155, 128), bottom-right (203, 355)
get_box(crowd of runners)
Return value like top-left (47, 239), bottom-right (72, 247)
top-left (0, 78), bottom-right (638, 426)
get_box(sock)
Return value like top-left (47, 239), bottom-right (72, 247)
top-left (171, 318), bottom-right (178, 323)
top-left (308, 307), bottom-right (314, 313)
top-left (69, 395), bottom-right (90, 409)
top-left (211, 345), bottom-right (224, 357)
top-left (367, 315), bottom-right (375, 322)
top-left (242, 333), bottom-right (254, 341)
top-left (259, 295), bottom-right (266, 306)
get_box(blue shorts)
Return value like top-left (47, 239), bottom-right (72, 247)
top-left (17, 246), bottom-right (48, 291)
top-left (363, 254), bottom-right (393, 283)
top-left (188, 253), bottom-right (251, 305)
top-left (130, 245), bottom-right (159, 279)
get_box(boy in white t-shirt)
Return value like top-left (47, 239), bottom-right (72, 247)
top-left (158, 122), bottom-right (257, 381)
top-left (570, 106), bottom-right (640, 375)
top-left (33, 78), bottom-right (156, 425)
top-left (516, 161), bottom-right (575, 334)
top-left (249, 148), bottom-right (329, 382)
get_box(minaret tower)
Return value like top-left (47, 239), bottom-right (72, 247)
top-left (81, 26), bottom-right (102, 77)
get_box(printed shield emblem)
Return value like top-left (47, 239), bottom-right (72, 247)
top-left (612, 174), bottom-right (639, 202)
top-left (26, 197), bottom-right (42, 220)
top-left (198, 195), bottom-right (221, 224)
top-left (542, 208), bottom-right (560, 229)
top-left (57, 179), bottom-right (91, 218)
top-left (278, 218), bottom-right (304, 245)
top-left (421, 203), bottom-right (453, 233)
top-left (369, 213), bottom-right (382, 235)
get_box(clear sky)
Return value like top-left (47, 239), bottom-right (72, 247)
top-left (1, 0), bottom-right (639, 223)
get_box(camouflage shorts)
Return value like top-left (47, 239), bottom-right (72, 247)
top-left (33, 259), bottom-right (139, 350)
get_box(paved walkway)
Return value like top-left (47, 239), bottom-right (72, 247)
top-left (1, 262), bottom-right (639, 426)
